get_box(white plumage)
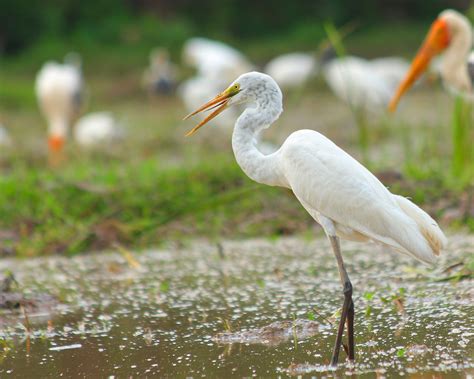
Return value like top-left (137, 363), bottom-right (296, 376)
top-left (182, 37), bottom-right (253, 82)
top-left (280, 130), bottom-right (445, 264)
top-left (35, 58), bottom-right (83, 147)
top-left (74, 112), bottom-right (124, 148)
top-left (323, 56), bottom-right (409, 112)
top-left (264, 52), bottom-right (318, 89)
top-left (369, 57), bottom-right (411, 89)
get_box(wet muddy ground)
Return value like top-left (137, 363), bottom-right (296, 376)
top-left (0, 234), bottom-right (472, 377)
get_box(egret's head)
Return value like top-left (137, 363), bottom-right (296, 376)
top-left (184, 71), bottom-right (282, 136)
top-left (389, 9), bottom-right (471, 112)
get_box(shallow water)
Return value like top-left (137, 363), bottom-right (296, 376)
top-left (0, 235), bottom-right (472, 377)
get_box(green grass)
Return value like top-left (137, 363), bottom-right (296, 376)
top-left (0, 156), bottom-right (313, 256)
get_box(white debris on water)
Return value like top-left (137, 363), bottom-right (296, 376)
top-left (0, 234), bottom-right (471, 377)
top-left (49, 343), bottom-right (82, 351)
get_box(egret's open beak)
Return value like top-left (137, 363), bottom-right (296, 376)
top-left (389, 18), bottom-right (450, 112)
top-left (183, 85), bottom-right (239, 136)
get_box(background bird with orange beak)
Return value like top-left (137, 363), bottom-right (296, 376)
top-left (389, 9), bottom-right (473, 183)
top-left (35, 54), bottom-right (84, 166)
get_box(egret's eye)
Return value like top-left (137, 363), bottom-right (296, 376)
top-left (227, 83), bottom-right (241, 96)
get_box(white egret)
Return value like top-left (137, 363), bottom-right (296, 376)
top-left (184, 71), bottom-right (446, 365)
top-left (35, 55), bottom-right (83, 157)
top-left (264, 52), bottom-right (318, 89)
top-left (74, 112), bottom-right (124, 148)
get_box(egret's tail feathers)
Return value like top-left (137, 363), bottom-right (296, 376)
top-left (394, 195), bottom-right (447, 258)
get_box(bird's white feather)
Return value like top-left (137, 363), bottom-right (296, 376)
top-left (323, 56), bottom-right (395, 112)
top-left (265, 53), bottom-right (318, 89)
top-left (278, 130), bottom-right (446, 264)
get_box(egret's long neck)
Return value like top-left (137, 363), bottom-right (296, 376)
top-left (441, 24), bottom-right (472, 92)
top-left (232, 97), bottom-right (286, 187)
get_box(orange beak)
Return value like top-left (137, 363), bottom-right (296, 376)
top-left (389, 18), bottom-right (450, 112)
top-left (48, 135), bottom-right (65, 153)
top-left (183, 88), bottom-right (237, 136)
top-left (47, 135), bottom-right (65, 167)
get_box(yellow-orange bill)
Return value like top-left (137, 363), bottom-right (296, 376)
top-left (185, 100), bottom-right (229, 136)
top-left (183, 91), bottom-right (232, 136)
top-left (388, 18), bottom-right (450, 112)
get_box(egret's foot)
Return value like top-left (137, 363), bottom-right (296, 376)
top-left (330, 281), bottom-right (353, 366)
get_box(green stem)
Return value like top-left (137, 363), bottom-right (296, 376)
top-left (355, 110), bottom-right (369, 164)
top-left (451, 96), bottom-right (472, 183)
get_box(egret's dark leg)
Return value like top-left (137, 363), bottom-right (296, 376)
top-left (347, 298), bottom-right (355, 361)
top-left (328, 236), bottom-right (355, 366)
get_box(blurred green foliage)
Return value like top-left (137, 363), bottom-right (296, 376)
top-left (0, 0), bottom-right (468, 56)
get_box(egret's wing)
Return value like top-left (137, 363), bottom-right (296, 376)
top-left (280, 130), bottom-right (439, 263)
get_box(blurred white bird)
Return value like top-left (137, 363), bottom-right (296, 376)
top-left (322, 55), bottom-right (409, 112)
top-left (182, 37), bottom-right (253, 82)
top-left (142, 48), bottom-right (177, 95)
top-left (0, 124), bottom-right (12, 147)
top-left (35, 53), bottom-right (83, 155)
top-left (74, 112), bottom-right (124, 148)
top-left (184, 71), bottom-right (447, 366)
top-left (264, 52), bottom-right (318, 89)
top-left (369, 57), bottom-right (411, 89)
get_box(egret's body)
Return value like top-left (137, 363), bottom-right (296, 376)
top-left (323, 56), bottom-right (409, 112)
top-left (264, 53), bottom-right (318, 89)
top-left (35, 58), bottom-right (83, 153)
top-left (185, 72), bottom-right (446, 365)
top-left (74, 112), bottom-right (124, 148)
